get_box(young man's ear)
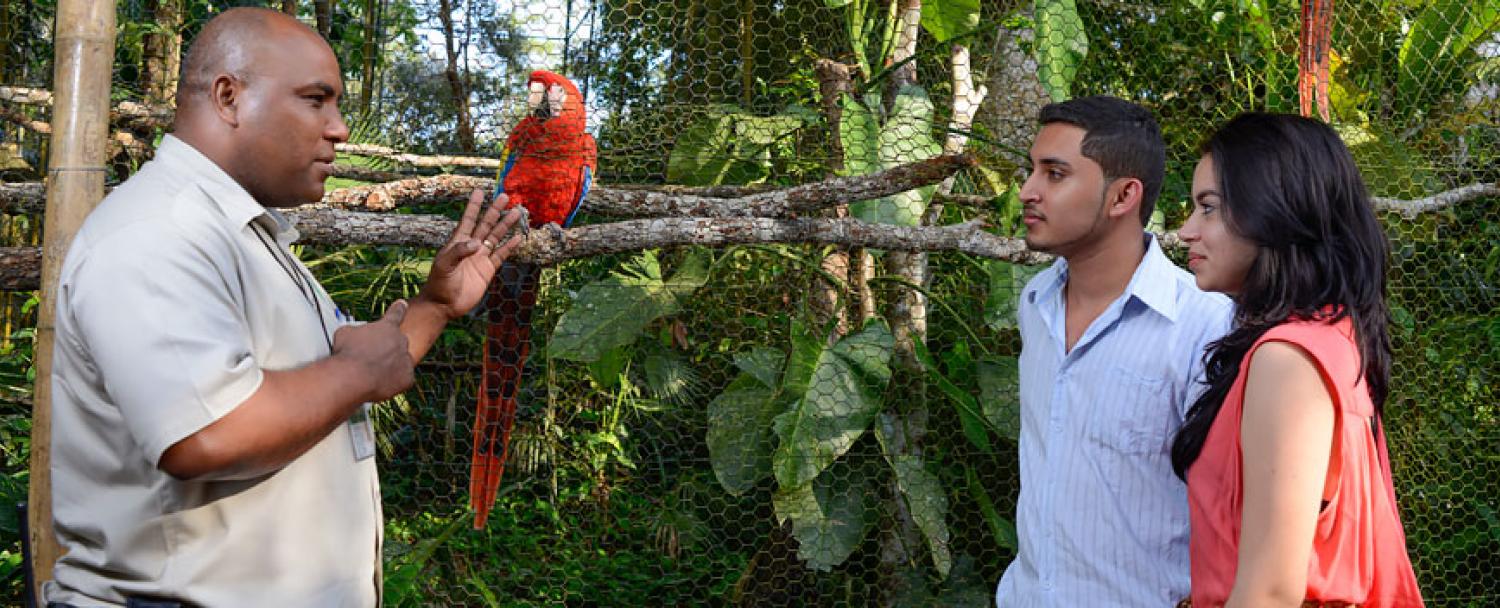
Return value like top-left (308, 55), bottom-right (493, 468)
top-left (1106, 177), bottom-right (1144, 221)
top-left (210, 73), bottom-right (243, 128)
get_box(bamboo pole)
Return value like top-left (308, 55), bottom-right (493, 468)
top-left (28, 0), bottom-right (116, 598)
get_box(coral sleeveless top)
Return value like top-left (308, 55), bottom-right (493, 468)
top-left (1185, 317), bottom-right (1424, 606)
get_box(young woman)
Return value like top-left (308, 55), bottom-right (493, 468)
top-left (1170, 113), bottom-right (1424, 607)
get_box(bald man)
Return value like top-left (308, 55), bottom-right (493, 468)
top-left (45, 8), bottom-right (522, 607)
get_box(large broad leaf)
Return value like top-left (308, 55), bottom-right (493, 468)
top-left (772, 461), bottom-right (874, 572)
top-left (666, 108), bottom-right (738, 186)
top-left (967, 466), bottom-right (1017, 551)
top-left (876, 412), bottom-right (953, 578)
top-left (1349, 128), bottom-right (1445, 199)
top-left (1396, 0), bottom-right (1500, 117)
top-left (707, 347), bottom-right (787, 495)
top-left (772, 321), bottom-right (895, 489)
top-left (840, 93), bottom-right (881, 177)
top-left (977, 356), bottom-right (1021, 442)
top-left (920, 0), bottom-right (980, 43)
top-left (850, 87), bottom-right (942, 226)
top-left (667, 106), bottom-right (808, 186)
top-left (914, 340), bottom-right (990, 452)
top-left (549, 251), bottom-right (709, 361)
top-left (889, 456), bottom-right (953, 578)
top-left (1035, 0), bottom-right (1088, 102)
top-left (984, 260), bottom-right (1043, 331)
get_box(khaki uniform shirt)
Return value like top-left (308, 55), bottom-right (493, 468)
top-left (45, 135), bottom-right (382, 607)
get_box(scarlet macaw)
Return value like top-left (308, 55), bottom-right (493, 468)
top-left (471, 70), bottom-right (596, 529)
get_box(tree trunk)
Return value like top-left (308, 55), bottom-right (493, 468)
top-left (809, 58), bottom-right (855, 339)
top-left (28, 0), bottom-right (116, 599)
top-left (878, 1), bottom-right (930, 603)
top-left (438, 0), bottom-right (476, 153)
top-left (280, 0), bottom-right (298, 16)
top-left (739, 0), bottom-right (754, 107)
top-left (142, 0), bottom-right (182, 108)
top-left (981, 23), bottom-right (1050, 162)
top-left (358, 0), bottom-right (380, 115)
top-left (314, 0), bottom-right (333, 40)
top-left (0, 0), bottom-right (11, 81)
top-left (884, 0), bottom-right (927, 367)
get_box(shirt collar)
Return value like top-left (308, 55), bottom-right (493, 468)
top-left (1030, 233), bottom-right (1181, 322)
top-left (1125, 233), bottom-right (1181, 322)
top-left (156, 134), bottom-right (286, 238)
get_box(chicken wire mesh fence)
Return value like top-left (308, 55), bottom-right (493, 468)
top-left (0, 0), bottom-right (1496, 605)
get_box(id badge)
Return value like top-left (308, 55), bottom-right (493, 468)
top-left (349, 403), bottom-right (376, 461)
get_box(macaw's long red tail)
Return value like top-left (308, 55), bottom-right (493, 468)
top-left (1299, 0), bottom-right (1334, 121)
top-left (470, 261), bottom-right (540, 529)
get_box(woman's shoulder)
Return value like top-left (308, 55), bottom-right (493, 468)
top-left (1253, 316), bottom-right (1363, 395)
top-left (1257, 314), bottom-right (1355, 350)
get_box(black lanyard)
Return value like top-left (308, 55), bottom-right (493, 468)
top-left (251, 221), bottom-right (335, 352)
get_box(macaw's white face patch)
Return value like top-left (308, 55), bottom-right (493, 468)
top-left (546, 84), bottom-right (567, 115)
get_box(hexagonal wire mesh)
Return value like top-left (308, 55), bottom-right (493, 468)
top-left (0, 0), bottom-right (1495, 605)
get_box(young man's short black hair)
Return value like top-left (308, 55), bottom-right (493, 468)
top-left (1037, 96), bottom-right (1166, 226)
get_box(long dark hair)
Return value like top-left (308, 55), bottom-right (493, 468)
top-left (1171, 113), bottom-right (1392, 480)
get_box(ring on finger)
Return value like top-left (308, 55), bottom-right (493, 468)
top-left (482, 239), bottom-right (497, 251)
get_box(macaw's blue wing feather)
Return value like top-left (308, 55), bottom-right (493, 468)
top-left (492, 147), bottom-right (521, 201)
top-left (562, 165), bottom-right (591, 228)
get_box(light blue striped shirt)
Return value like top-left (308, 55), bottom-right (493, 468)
top-left (996, 234), bottom-right (1233, 606)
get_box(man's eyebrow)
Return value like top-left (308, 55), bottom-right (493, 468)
top-left (297, 82), bottom-right (340, 97)
top-left (1036, 157), bottom-right (1071, 168)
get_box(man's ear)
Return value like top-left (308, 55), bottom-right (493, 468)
top-left (1106, 177), bottom-right (1144, 221)
top-left (209, 73), bottom-right (242, 128)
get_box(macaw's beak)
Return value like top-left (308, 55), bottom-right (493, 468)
top-left (532, 103), bottom-right (553, 120)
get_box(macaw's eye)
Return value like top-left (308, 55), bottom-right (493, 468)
top-left (547, 84), bottom-right (567, 113)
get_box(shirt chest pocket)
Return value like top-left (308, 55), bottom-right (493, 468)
top-left (1086, 367), bottom-right (1174, 456)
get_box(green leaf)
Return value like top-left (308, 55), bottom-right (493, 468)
top-left (875, 412), bottom-right (954, 577)
top-left (548, 252), bottom-right (708, 362)
top-left (1396, 0), bottom-right (1500, 117)
top-left (666, 108), bottom-right (738, 186)
top-left (839, 94), bottom-right (881, 177)
top-left (707, 349), bottom-right (788, 495)
top-left (772, 462), bottom-right (873, 571)
top-left (1035, 0), bottom-right (1089, 102)
top-left (851, 86), bottom-right (942, 226)
top-left (585, 344), bottom-right (628, 389)
top-left (986, 181), bottom-right (1023, 236)
top-left (772, 321), bottom-right (895, 488)
top-left (667, 106), bottom-right (808, 186)
top-left (984, 261), bottom-right (1043, 331)
top-left (977, 356), bottom-right (1021, 442)
top-left (915, 340), bottom-right (990, 452)
top-left (735, 346), bottom-right (786, 389)
top-left (967, 467), bottom-right (1017, 551)
top-left (920, 0), bottom-right (980, 43)
top-left (664, 248), bottom-right (712, 297)
top-left (824, 0), bottom-right (855, 8)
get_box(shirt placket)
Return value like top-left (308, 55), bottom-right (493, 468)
top-left (1039, 294), bottom-right (1070, 594)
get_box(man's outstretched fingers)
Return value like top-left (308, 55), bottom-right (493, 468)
top-left (474, 194), bottom-right (507, 241)
top-left (454, 189), bottom-right (485, 241)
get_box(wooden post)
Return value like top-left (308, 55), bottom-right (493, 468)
top-left (27, 0), bottom-right (116, 599)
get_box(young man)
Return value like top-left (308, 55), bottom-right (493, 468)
top-left (994, 96), bottom-right (1233, 605)
top-left (45, 8), bottom-right (522, 606)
